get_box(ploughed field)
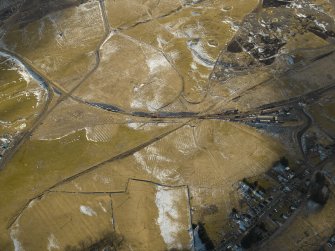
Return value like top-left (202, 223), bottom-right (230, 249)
top-left (0, 0), bottom-right (335, 250)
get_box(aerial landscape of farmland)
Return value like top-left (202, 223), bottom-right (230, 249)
top-left (0, 0), bottom-right (335, 250)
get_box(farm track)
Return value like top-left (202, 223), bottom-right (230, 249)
top-left (1, 2), bottom-right (335, 249)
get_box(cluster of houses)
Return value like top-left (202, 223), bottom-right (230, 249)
top-left (238, 180), bottom-right (269, 218)
top-left (303, 133), bottom-right (335, 161)
top-left (327, 234), bottom-right (335, 248)
top-left (271, 162), bottom-right (295, 184)
top-left (221, 158), bottom-right (305, 250)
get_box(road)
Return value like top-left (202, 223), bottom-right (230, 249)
top-left (1, 42), bottom-right (335, 172)
top-left (0, 0), bottom-right (111, 170)
top-left (217, 103), bottom-right (335, 250)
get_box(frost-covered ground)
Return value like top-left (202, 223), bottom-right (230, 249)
top-left (0, 0), bottom-right (335, 250)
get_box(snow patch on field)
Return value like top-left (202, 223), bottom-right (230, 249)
top-left (48, 1), bottom-right (103, 48)
top-left (187, 40), bottom-right (215, 68)
top-left (15, 123), bottom-right (26, 131)
top-left (163, 17), bottom-right (191, 39)
top-left (80, 205), bottom-right (97, 216)
top-left (93, 173), bottom-right (111, 184)
top-left (17, 68), bottom-right (32, 83)
top-left (146, 53), bottom-right (170, 74)
top-left (85, 125), bottom-right (115, 142)
top-left (0, 51), bottom-right (32, 83)
top-left (30, 88), bottom-right (46, 106)
top-left (101, 36), bottom-right (119, 61)
top-left (0, 52), bottom-right (48, 106)
top-left (314, 19), bottom-right (328, 31)
top-left (99, 202), bottom-right (107, 213)
top-left (174, 132), bottom-right (197, 155)
top-left (146, 145), bottom-right (172, 163)
top-left (222, 18), bottom-right (239, 31)
top-left (27, 200), bottom-right (36, 209)
top-left (130, 84), bottom-right (166, 112)
top-left (47, 234), bottom-right (60, 251)
top-left (73, 182), bottom-right (83, 191)
top-left (155, 187), bottom-right (185, 250)
top-left (167, 50), bottom-right (180, 61)
top-left (157, 36), bottom-right (167, 49)
top-left (127, 122), bottom-right (144, 129)
top-left (38, 129), bottom-right (77, 141)
top-left (100, 31), bottom-right (115, 50)
top-left (10, 222), bottom-right (24, 251)
top-left (130, 100), bottom-right (143, 110)
top-left (134, 146), bottom-right (180, 182)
